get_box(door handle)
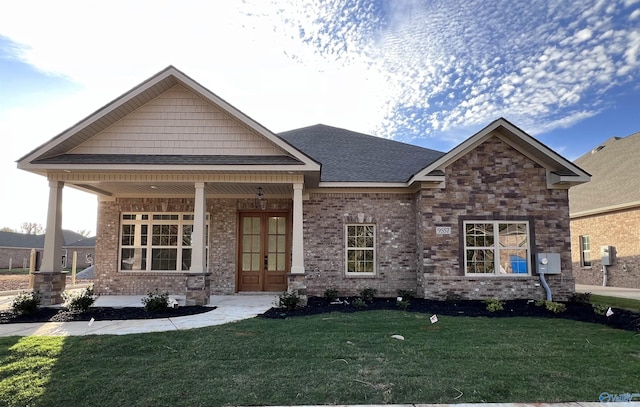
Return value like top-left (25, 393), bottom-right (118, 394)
top-left (264, 255), bottom-right (268, 269)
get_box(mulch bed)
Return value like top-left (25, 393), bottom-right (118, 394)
top-left (260, 297), bottom-right (640, 332)
top-left (0, 306), bottom-right (214, 324)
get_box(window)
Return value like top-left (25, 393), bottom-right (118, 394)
top-left (119, 213), bottom-right (209, 272)
top-left (580, 235), bottom-right (591, 267)
top-left (345, 224), bottom-right (375, 275)
top-left (464, 221), bottom-right (530, 275)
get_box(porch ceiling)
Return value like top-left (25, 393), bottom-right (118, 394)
top-left (68, 181), bottom-right (295, 198)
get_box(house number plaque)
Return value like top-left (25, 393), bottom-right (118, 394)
top-left (436, 226), bottom-right (451, 235)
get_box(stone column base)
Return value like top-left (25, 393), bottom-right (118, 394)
top-left (287, 273), bottom-right (308, 307)
top-left (32, 271), bottom-right (67, 305)
top-left (185, 273), bottom-right (211, 306)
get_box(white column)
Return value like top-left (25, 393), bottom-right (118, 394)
top-left (190, 182), bottom-right (207, 273)
top-left (41, 181), bottom-right (64, 273)
top-left (291, 183), bottom-right (305, 274)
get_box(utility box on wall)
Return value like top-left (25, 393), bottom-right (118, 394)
top-left (600, 246), bottom-right (615, 266)
top-left (536, 253), bottom-right (561, 274)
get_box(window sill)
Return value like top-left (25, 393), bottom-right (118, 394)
top-left (345, 273), bottom-right (377, 279)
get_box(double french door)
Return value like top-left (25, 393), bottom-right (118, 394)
top-left (238, 212), bottom-right (290, 292)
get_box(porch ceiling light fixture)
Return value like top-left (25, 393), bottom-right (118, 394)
top-left (256, 187), bottom-right (267, 210)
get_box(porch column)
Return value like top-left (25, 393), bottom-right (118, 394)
top-left (190, 182), bottom-right (207, 273)
top-left (35, 180), bottom-right (66, 305)
top-left (185, 182), bottom-right (210, 306)
top-left (42, 181), bottom-right (64, 273)
top-left (291, 183), bottom-right (305, 274)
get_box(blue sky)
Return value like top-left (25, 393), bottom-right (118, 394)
top-left (1, 0), bottom-right (639, 234)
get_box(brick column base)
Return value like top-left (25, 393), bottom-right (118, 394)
top-left (287, 273), bottom-right (308, 307)
top-left (185, 273), bottom-right (211, 306)
top-left (32, 271), bottom-right (67, 305)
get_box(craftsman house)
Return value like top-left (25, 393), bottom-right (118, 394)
top-left (570, 132), bottom-right (640, 289)
top-left (17, 66), bottom-right (590, 305)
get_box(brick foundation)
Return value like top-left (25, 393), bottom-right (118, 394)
top-left (185, 273), bottom-right (211, 305)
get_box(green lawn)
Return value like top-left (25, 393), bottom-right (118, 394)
top-left (590, 294), bottom-right (640, 313)
top-left (1, 311), bottom-right (638, 407)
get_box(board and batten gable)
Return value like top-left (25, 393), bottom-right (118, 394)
top-left (70, 84), bottom-right (285, 156)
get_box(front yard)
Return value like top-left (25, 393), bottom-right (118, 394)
top-left (1, 310), bottom-right (638, 406)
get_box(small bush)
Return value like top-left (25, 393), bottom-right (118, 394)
top-left (570, 292), bottom-right (592, 304)
top-left (323, 288), bottom-right (340, 303)
top-left (142, 289), bottom-right (170, 312)
top-left (396, 299), bottom-right (411, 310)
top-left (352, 297), bottom-right (367, 309)
top-left (11, 291), bottom-right (40, 316)
top-left (535, 299), bottom-right (567, 314)
top-left (278, 291), bottom-right (300, 311)
top-left (483, 298), bottom-right (505, 312)
top-left (63, 285), bottom-right (96, 313)
top-left (360, 287), bottom-right (377, 303)
top-left (397, 289), bottom-right (415, 301)
top-left (592, 303), bottom-right (609, 316)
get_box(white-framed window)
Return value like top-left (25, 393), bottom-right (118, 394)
top-left (579, 235), bottom-right (591, 267)
top-left (464, 221), bottom-right (530, 275)
top-left (119, 213), bottom-right (209, 272)
top-left (345, 224), bottom-right (376, 275)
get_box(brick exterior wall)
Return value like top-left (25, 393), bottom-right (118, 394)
top-left (571, 208), bottom-right (640, 289)
top-left (418, 136), bottom-right (575, 301)
top-left (94, 197), bottom-right (291, 296)
top-left (302, 192), bottom-right (418, 297)
top-left (90, 136), bottom-right (577, 301)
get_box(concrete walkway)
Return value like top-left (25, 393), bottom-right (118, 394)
top-left (0, 294), bottom-right (278, 337)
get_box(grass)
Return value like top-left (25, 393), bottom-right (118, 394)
top-left (0, 269), bottom-right (31, 275)
top-left (590, 295), bottom-right (640, 312)
top-left (1, 311), bottom-right (639, 406)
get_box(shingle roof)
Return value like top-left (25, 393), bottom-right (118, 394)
top-left (33, 154), bottom-right (302, 166)
top-left (569, 132), bottom-right (640, 215)
top-left (0, 230), bottom-right (95, 249)
top-left (278, 124), bottom-right (445, 183)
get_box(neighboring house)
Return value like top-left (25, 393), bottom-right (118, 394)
top-left (17, 66), bottom-right (590, 305)
top-left (0, 230), bottom-right (95, 270)
top-left (569, 132), bottom-right (640, 289)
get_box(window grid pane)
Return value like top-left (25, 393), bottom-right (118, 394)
top-left (346, 224), bottom-right (375, 274)
top-left (464, 221), bottom-right (529, 275)
top-left (119, 212), bottom-right (209, 272)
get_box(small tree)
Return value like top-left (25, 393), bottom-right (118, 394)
top-left (20, 222), bottom-right (44, 235)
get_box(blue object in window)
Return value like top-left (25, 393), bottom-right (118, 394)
top-left (510, 255), bottom-right (527, 274)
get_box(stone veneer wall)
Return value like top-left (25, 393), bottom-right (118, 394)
top-left (303, 192), bottom-right (418, 297)
top-left (570, 208), bottom-right (640, 289)
top-left (419, 135), bottom-right (575, 300)
top-left (94, 197), bottom-right (290, 295)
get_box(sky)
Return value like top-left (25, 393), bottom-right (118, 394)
top-left (1, 0), bottom-right (639, 236)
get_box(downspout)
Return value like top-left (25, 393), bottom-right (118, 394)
top-left (602, 264), bottom-right (607, 287)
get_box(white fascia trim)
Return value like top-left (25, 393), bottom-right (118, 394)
top-left (570, 200), bottom-right (640, 219)
top-left (318, 181), bottom-right (409, 188)
top-left (21, 163), bottom-right (315, 173)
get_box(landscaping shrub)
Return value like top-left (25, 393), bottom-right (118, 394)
top-left (323, 288), bottom-right (339, 303)
top-left (535, 299), bottom-right (567, 314)
top-left (278, 291), bottom-right (300, 311)
top-left (397, 289), bottom-right (415, 300)
top-left (483, 298), bottom-right (505, 312)
top-left (142, 289), bottom-right (170, 312)
top-left (360, 287), bottom-right (377, 303)
top-left (352, 297), bottom-right (367, 309)
top-left (11, 291), bottom-right (40, 316)
top-left (63, 285), bottom-right (96, 313)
